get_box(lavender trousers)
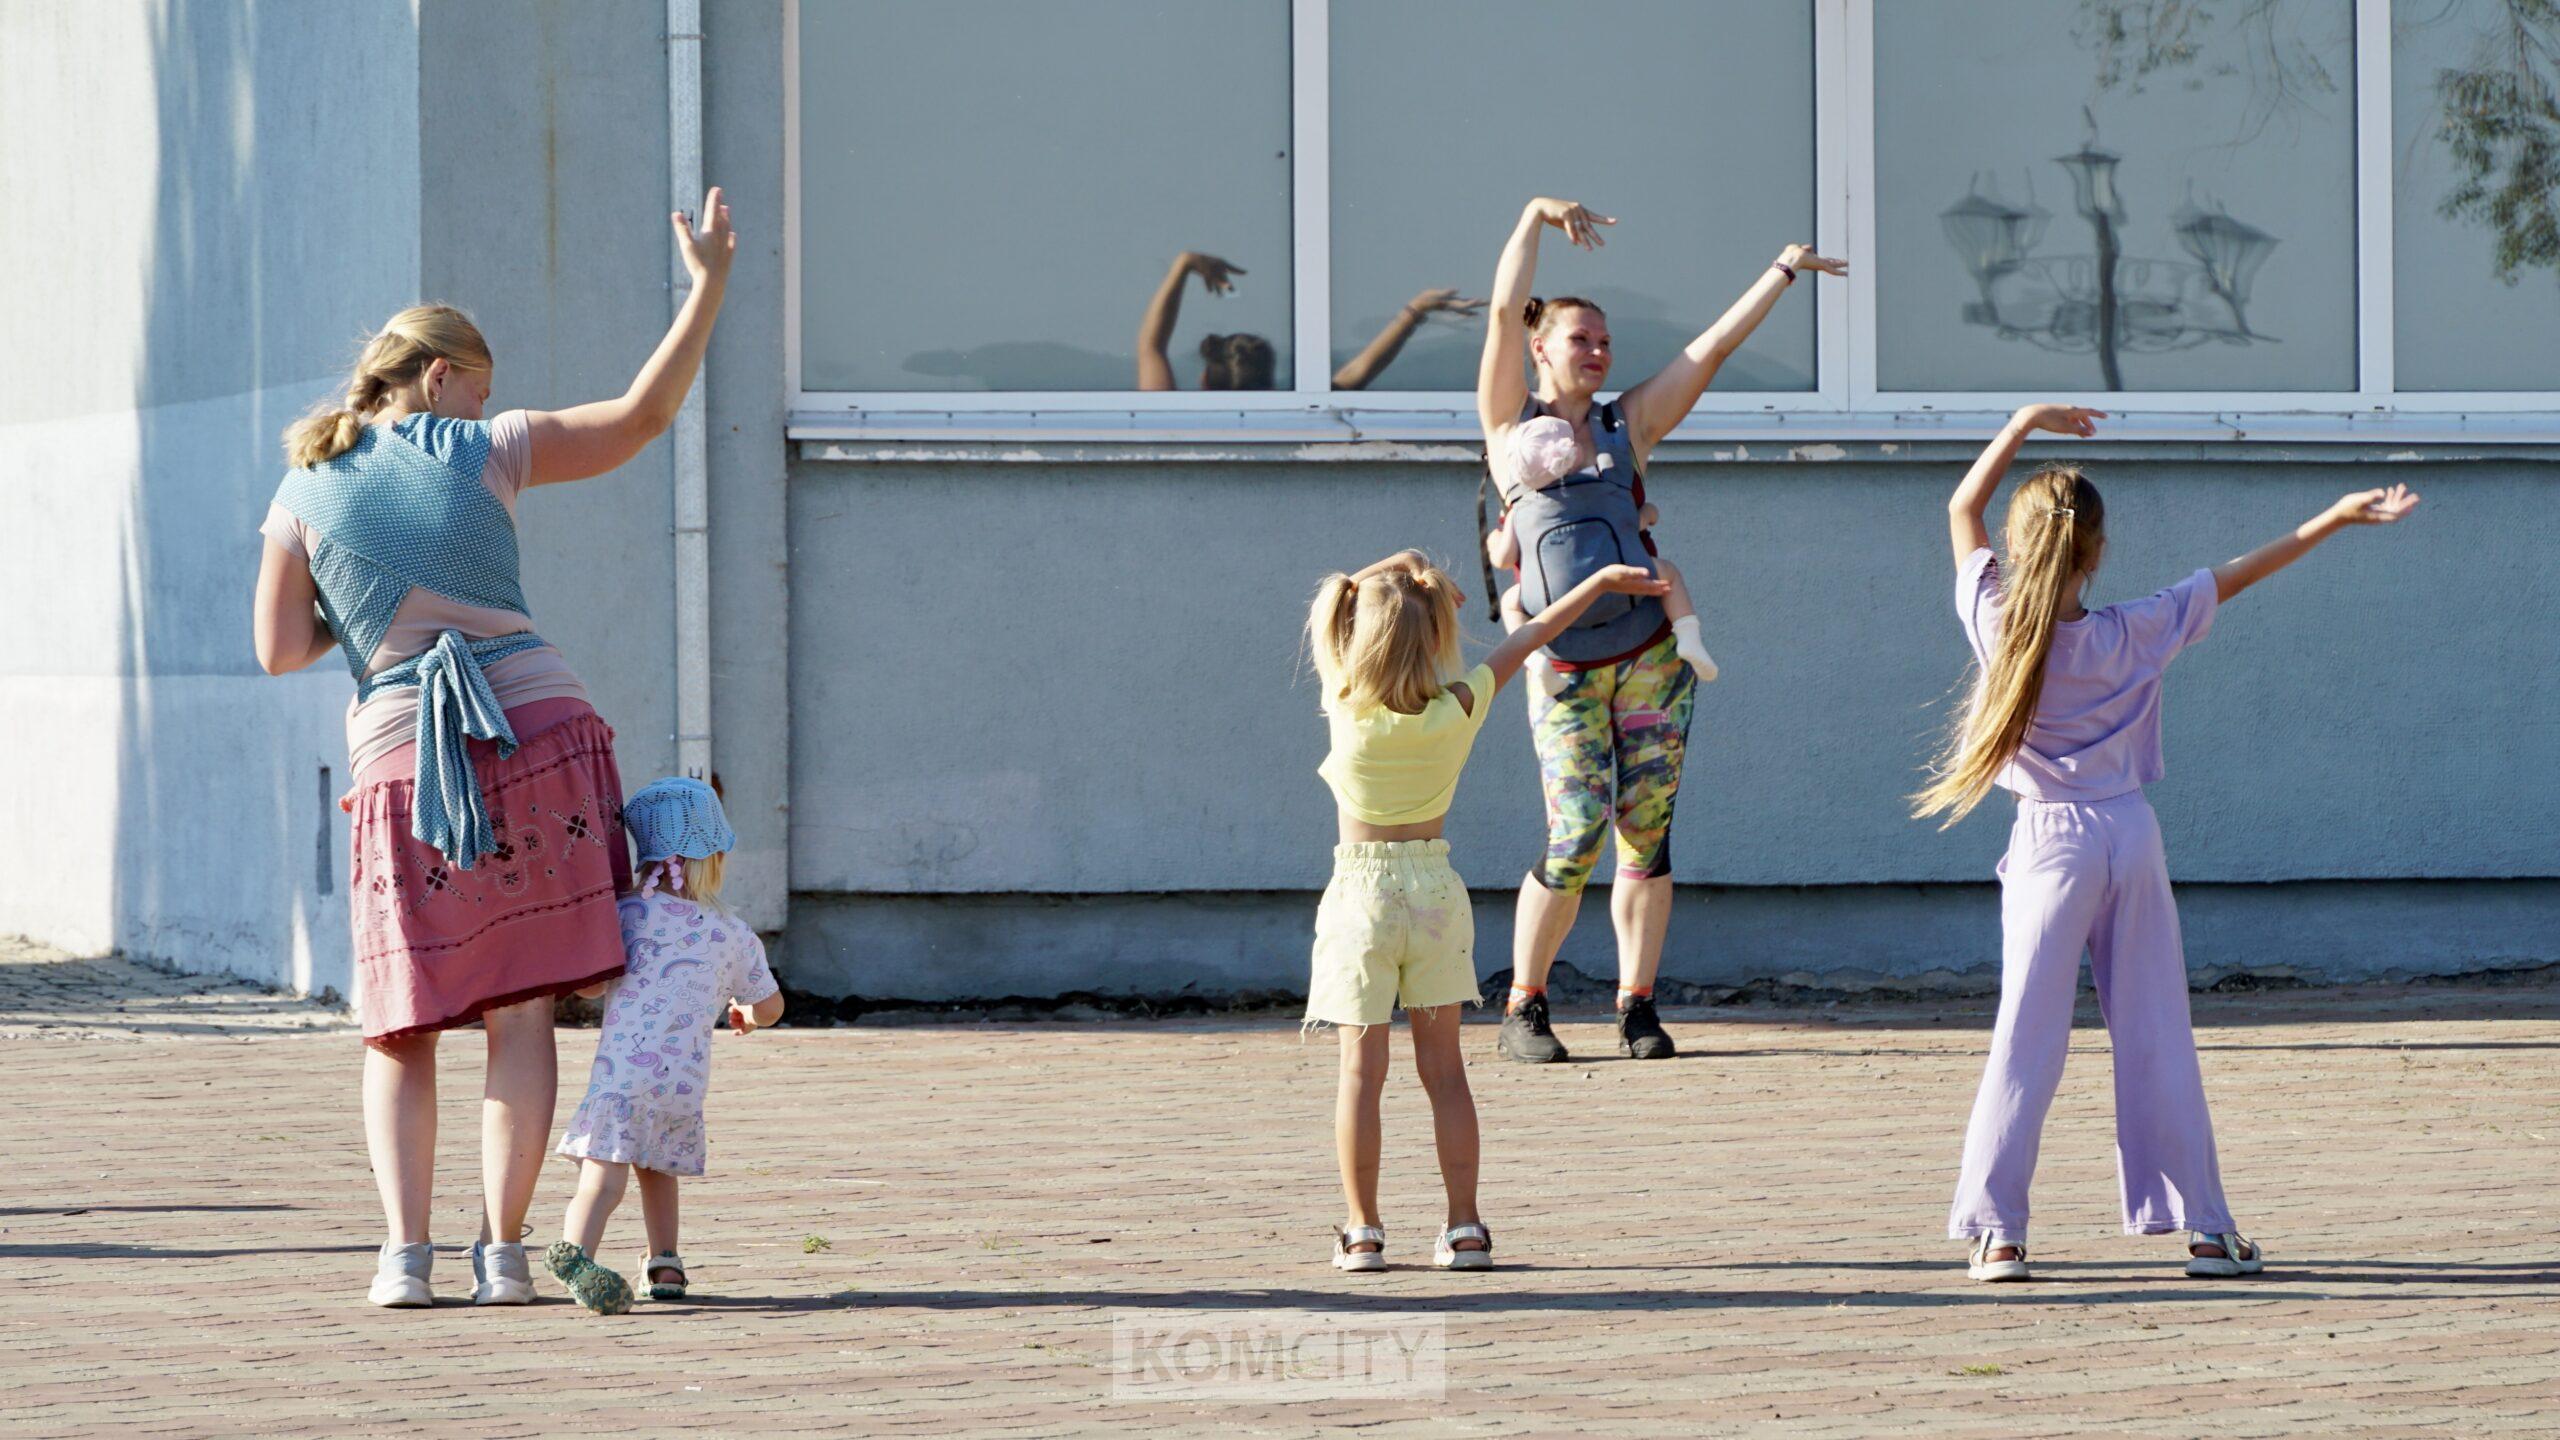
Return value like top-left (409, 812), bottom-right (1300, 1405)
top-left (1948, 792), bottom-right (2235, 1244)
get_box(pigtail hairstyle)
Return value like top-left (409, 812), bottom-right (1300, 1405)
top-left (1306, 556), bottom-right (1468, 717)
top-left (282, 304), bottom-right (492, 469)
top-left (1913, 466), bottom-right (2108, 826)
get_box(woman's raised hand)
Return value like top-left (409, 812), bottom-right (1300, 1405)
top-left (673, 185), bottom-right (737, 286)
top-left (2013, 403), bottom-right (2106, 438)
top-left (1182, 252), bottom-right (1246, 295)
top-left (1529, 198), bottom-right (1615, 249)
top-left (2328, 483), bottom-right (2422, 525)
top-left (1593, 563), bottom-right (1671, 596)
top-left (1777, 243), bottom-right (1848, 278)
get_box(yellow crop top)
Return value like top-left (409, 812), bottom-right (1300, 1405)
top-left (1316, 663), bottom-right (1498, 825)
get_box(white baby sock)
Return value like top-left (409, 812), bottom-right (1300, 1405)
top-left (1529, 651), bottom-right (1570, 696)
top-left (1672, 615), bottom-right (1718, 682)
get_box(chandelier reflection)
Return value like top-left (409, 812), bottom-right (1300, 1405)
top-left (1941, 130), bottom-right (2279, 391)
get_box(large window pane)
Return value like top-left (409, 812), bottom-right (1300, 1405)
top-left (1876, 0), bottom-right (2357, 393)
top-left (799, 1), bottom-right (1293, 392)
top-left (2393, 0), bottom-right (2560, 390)
top-left (1328, 1), bottom-right (1816, 393)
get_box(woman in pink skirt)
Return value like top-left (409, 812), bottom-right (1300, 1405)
top-left (250, 190), bottom-right (738, 1308)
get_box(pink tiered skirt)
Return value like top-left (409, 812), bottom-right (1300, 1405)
top-left (346, 698), bottom-right (630, 1041)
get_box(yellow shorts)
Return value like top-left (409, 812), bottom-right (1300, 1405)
top-left (1305, 840), bottom-right (1481, 1028)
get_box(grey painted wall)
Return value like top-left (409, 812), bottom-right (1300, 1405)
top-left (786, 454), bottom-right (2554, 890)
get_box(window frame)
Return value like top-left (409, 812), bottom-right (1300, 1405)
top-left (785, 0), bottom-right (2560, 446)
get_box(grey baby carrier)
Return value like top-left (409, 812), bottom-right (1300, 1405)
top-left (1485, 399), bottom-right (1664, 665)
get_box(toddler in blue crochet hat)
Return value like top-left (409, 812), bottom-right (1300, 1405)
top-left (545, 776), bottom-right (786, 1314)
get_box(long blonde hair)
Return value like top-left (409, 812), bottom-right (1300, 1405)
top-left (281, 304), bottom-right (492, 469)
top-left (1913, 466), bottom-right (2107, 826)
top-left (1307, 556), bottom-right (1467, 716)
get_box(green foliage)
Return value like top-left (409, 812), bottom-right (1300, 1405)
top-left (2435, 1), bottom-right (2560, 282)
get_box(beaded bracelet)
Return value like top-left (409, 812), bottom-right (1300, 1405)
top-left (1772, 260), bottom-right (1797, 284)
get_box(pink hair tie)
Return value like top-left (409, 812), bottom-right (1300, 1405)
top-left (637, 857), bottom-right (686, 898)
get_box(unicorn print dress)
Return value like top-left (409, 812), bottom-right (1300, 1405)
top-left (557, 891), bottom-right (780, 1177)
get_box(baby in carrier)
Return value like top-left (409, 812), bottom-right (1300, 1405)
top-left (1486, 414), bottom-right (1717, 692)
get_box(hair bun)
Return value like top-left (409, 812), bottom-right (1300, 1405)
top-left (1522, 298), bottom-right (1546, 329)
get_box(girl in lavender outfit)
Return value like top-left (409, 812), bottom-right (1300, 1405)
top-left (1918, 403), bottom-right (2420, 1284)
top-left (546, 777), bottom-right (785, 1314)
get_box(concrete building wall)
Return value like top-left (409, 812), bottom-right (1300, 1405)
top-left (781, 449), bottom-right (2557, 996)
top-left (0, 0), bottom-right (425, 994)
top-left (6, 0), bottom-right (2549, 1005)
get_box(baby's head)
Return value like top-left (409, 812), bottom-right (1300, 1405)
top-left (623, 776), bottom-right (736, 909)
top-left (1308, 552), bottom-right (1467, 715)
top-left (1508, 415), bottom-right (1580, 491)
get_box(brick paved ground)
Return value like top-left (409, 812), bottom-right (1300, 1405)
top-left (2, 935), bottom-right (2554, 1438)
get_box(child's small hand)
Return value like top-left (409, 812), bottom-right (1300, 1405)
top-left (2012, 403), bottom-right (2106, 437)
top-left (2328, 483), bottom-right (2421, 525)
top-left (727, 1002), bottom-right (758, 1036)
top-left (1592, 564), bottom-right (1671, 596)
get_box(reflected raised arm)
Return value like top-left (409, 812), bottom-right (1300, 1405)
top-left (1137, 251), bottom-right (1243, 391)
top-left (524, 187), bottom-right (737, 486)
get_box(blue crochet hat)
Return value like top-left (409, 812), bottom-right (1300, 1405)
top-left (622, 777), bottom-right (735, 865)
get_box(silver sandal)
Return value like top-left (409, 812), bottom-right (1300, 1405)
top-left (1332, 1225), bottom-right (1386, 1273)
top-left (2185, 1231), bottom-right (2264, 1278)
top-left (1968, 1235), bottom-right (2030, 1282)
top-left (1434, 1223), bottom-right (1493, 1271)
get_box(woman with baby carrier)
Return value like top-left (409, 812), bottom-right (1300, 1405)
top-left (1476, 196), bottom-right (1843, 1063)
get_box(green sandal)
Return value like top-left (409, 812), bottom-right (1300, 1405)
top-left (544, 1241), bottom-right (634, 1315)
top-left (641, 1251), bottom-right (688, 1302)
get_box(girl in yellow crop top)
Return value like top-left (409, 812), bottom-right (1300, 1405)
top-left (1303, 549), bottom-right (1664, 1273)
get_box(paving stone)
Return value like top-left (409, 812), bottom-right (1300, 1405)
top-left (0, 938), bottom-right (2553, 1436)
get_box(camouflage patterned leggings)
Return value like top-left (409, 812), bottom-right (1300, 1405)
top-left (1527, 635), bottom-right (1696, 894)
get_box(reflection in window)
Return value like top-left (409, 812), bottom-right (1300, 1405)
top-left (1877, 0), bottom-right (2356, 393)
top-left (1327, 0), bottom-right (1816, 393)
top-left (798, 1), bottom-right (1293, 392)
top-left (2393, 0), bottom-right (2560, 390)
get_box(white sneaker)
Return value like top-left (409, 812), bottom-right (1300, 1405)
top-left (368, 1241), bottom-right (434, 1307)
top-left (471, 1239), bottom-right (536, 1305)
top-left (1967, 1235), bottom-right (2030, 1283)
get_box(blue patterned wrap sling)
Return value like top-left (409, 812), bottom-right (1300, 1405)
top-left (273, 415), bottom-right (551, 867)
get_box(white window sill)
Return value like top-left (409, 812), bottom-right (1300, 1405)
top-left (789, 406), bottom-right (2560, 463)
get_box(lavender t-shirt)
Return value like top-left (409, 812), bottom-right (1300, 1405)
top-left (1955, 547), bottom-right (2218, 803)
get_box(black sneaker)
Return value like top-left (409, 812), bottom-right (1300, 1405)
top-left (1616, 995), bottom-right (1677, 1060)
top-left (1497, 994), bottom-right (1569, 1063)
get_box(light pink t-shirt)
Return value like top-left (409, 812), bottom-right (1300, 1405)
top-left (1956, 547), bottom-right (2218, 803)
top-left (261, 409), bottom-right (590, 775)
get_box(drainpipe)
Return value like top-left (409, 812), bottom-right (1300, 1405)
top-left (667, 0), bottom-right (712, 780)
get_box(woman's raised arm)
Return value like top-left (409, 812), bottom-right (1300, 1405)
top-left (524, 187), bottom-right (737, 486)
top-left (1618, 243), bottom-right (1845, 457)
top-left (1478, 198), bottom-right (1611, 440)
